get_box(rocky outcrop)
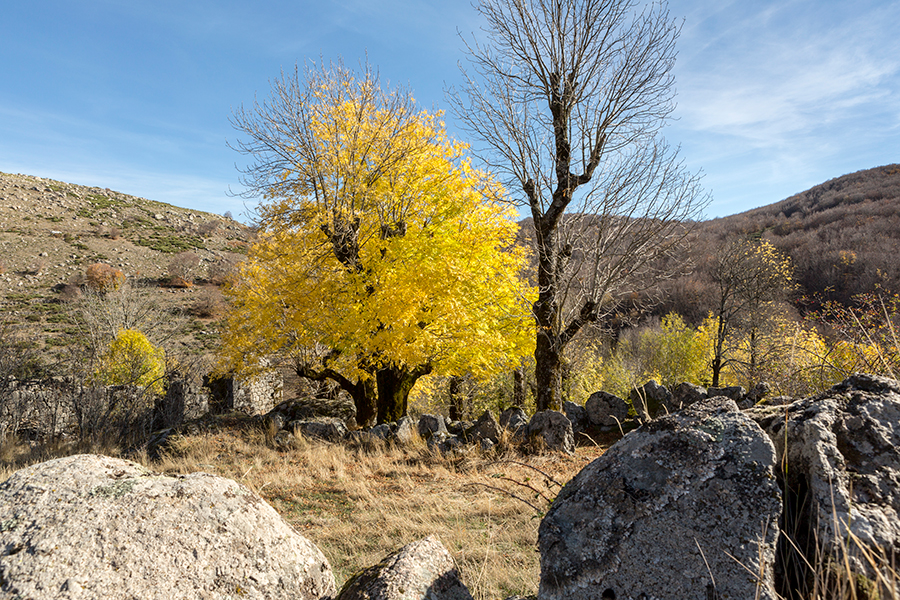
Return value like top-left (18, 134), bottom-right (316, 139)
top-left (748, 373), bottom-right (900, 585)
top-left (0, 454), bottom-right (336, 600)
top-left (538, 397), bottom-right (782, 600)
top-left (337, 535), bottom-right (473, 600)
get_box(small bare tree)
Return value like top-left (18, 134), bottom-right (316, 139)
top-left (451, 0), bottom-right (709, 410)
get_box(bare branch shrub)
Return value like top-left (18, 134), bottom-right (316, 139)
top-left (167, 251), bottom-right (201, 287)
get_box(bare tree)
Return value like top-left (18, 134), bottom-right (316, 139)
top-left (710, 238), bottom-right (794, 387)
top-left (451, 0), bottom-right (709, 410)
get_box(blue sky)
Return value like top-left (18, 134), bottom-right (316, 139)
top-left (1, 1), bottom-right (898, 221)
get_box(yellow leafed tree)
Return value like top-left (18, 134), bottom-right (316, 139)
top-left (222, 61), bottom-right (534, 425)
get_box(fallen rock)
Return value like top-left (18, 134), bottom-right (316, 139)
top-left (707, 385), bottom-right (746, 404)
top-left (749, 373), bottom-right (900, 585)
top-left (629, 380), bottom-right (673, 421)
top-left (465, 410), bottom-right (502, 444)
top-left (290, 417), bottom-right (349, 442)
top-left (584, 391), bottom-right (629, 429)
top-left (499, 406), bottom-right (529, 432)
top-left (672, 381), bottom-right (708, 409)
top-left (539, 397), bottom-right (781, 600)
top-left (563, 401), bottom-right (588, 437)
top-left (418, 414), bottom-right (448, 439)
top-left (525, 410), bottom-right (574, 454)
top-left (0, 454), bottom-right (336, 600)
top-left (337, 535), bottom-right (473, 600)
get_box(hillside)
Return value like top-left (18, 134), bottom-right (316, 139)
top-left (0, 171), bottom-right (253, 363)
top-left (706, 164), bottom-right (900, 304)
top-left (653, 164), bottom-right (900, 322)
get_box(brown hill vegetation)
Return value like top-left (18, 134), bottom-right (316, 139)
top-left (658, 164), bottom-right (900, 321)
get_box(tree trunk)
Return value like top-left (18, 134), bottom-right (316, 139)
top-left (375, 364), bottom-right (432, 424)
top-left (350, 377), bottom-right (378, 428)
top-left (512, 366), bottom-right (526, 407)
top-left (448, 376), bottom-right (467, 421)
top-left (534, 330), bottom-right (563, 411)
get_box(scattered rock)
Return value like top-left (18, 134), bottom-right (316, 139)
top-left (562, 401), bottom-right (588, 436)
top-left (672, 381), bottom-right (708, 409)
top-left (418, 414), bottom-right (448, 439)
top-left (291, 418), bottom-right (349, 442)
top-left (465, 410), bottom-right (502, 444)
top-left (499, 406), bottom-right (529, 432)
top-left (0, 454), bottom-right (337, 600)
top-left (629, 380), bottom-right (673, 421)
top-left (707, 385), bottom-right (746, 404)
top-left (337, 535), bottom-right (473, 600)
top-left (394, 415), bottom-right (419, 444)
top-left (539, 397), bottom-right (782, 600)
top-left (524, 410), bottom-right (574, 454)
top-left (584, 391), bottom-right (629, 429)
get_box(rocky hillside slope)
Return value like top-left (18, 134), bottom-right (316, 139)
top-left (0, 171), bottom-right (252, 363)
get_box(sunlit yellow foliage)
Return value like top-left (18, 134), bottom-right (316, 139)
top-left (94, 329), bottom-right (166, 394)
top-left (220, 91), bottom-right (535, 386)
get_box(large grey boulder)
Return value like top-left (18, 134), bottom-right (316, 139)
top-left (538, 397), bottom-right (782, 600)
top-left (337, 535), bottom-right (473, 600)
top-left (749, 373), bottom-right (900, 582)
top-left (524, 410), bottom-right (574, 454)
top-left (672, 381), bottom-right (707, 409)
top-left (584, 391), bottom-right (629, 429)
top-left (290, 417), bottom-right (349, 442)
top-left (0, 454), bottom-right (336, 600)
top-left (707, 385), bottom-right (746, 405)
top-left (418, 414), bottom-right (448, 440)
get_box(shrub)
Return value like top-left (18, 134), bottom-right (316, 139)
top-left (167, 252), bottom-right (201, 287)
top-left (93, 329), bottom-right (165, 394)
top-left (85, 263), bottom-right (124, 292)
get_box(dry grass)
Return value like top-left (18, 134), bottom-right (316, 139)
top-left (6, 422), bottom-right (894, 599)
top-left (1, 423), bottom-right (599, 600)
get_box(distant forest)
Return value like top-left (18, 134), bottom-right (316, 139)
top-left (655, 164), bottom-right (900, 323)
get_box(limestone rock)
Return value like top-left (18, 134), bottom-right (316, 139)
top-left (337, 535), bottom-right (473, 600)
top-left (584, 391), bottom-right (629, 429)
top-left (525, 410), bottom-right (574, 454)
top-left (749, 373), bottom-right (900, 581)
top-left (0, 454), bottom-right (336, 600)
top-left (539, 397), bottom-right (782, 600)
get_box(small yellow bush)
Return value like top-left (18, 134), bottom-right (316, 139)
top-left (94, 329), bottom-right (166, 394)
